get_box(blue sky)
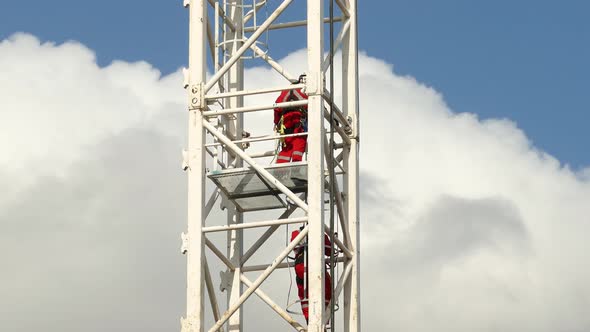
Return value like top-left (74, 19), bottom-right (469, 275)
top-left (2, 0), bottom-right (588, 168)
top-left (4, 2), bottom-right (590, 331)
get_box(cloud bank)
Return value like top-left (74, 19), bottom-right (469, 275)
top-left (1, 33), bottom-right (589, 331)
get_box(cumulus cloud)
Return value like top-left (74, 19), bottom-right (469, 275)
top-left (1, 33), bottom-right (590, 332)
top-left (0, 33), bottom-right (183, 178)
top-left (1, 34), bottom-right (186, 332)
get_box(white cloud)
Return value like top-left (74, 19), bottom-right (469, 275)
top-left (0, 33), bottom-right (184, 178)
top-left (578, 167), bottom-right (590, 182)
top-left (1, 33), bottom-right (590, 332)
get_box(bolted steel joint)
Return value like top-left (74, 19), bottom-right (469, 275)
top-left (219, 270), bottom-right (232, 292)
top-left (181, 149), bottom-right (189, 171)
top-left (182, 68), bottom-right (189, 89)
top-left (180, 232), bottom-right (189, 255)
top-left (347, 115), bottom-right (359, 139)
top-left (188, 83), bottom-right (206, 110)
top-left (305, 71), bottom-right (324, 95)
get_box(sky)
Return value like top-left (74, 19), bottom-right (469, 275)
top-left (1, 0), bottom-right (588, 168)
top-left (2, 1), bottom-right (590, 332)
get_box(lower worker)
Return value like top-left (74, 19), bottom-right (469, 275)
top-left (290, 226), bottom-right (333, 324)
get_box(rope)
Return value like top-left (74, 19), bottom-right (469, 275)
top-left (270, 135), bottom-right (281, 164)
top-left (285, 224), bottom-right (294, 310)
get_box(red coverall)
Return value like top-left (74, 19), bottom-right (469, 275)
top-left (290, 228), bottom-right (333, 323)
top-left (274, 88), bottom-right (308, 163)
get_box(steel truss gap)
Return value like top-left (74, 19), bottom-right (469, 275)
top-left (243, 17), bottom-right (344, 33)
top-left (205, 0), bottom-right (295, 93)
top-left (208, 226), bottom-right (309, 332)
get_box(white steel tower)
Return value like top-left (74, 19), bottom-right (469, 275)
top-left (180, 0), bottom-right (359, 331)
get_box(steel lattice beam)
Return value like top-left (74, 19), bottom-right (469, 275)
top-left (182, 1), bottom-right (360, 331)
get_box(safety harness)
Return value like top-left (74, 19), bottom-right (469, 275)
top-left (277, 89), bottom-right (308, 136)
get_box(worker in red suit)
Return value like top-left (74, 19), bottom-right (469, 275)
top-left (274, 74), bottom-right (308, 163)
top-left (290, 226), bottom-right (333, 323)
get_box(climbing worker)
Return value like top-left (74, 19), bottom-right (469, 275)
top-left (274, 74), bottom-right (308, 163)
top-left (290, 225), bottom-right (333, 324)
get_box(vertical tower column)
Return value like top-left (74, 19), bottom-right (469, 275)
top-left (225, 1), bottom-right (244, 331)
top-left (183, 0), bottom-right (207, 331)
top-left (342, 0), bottom-right (361, 331)
top-left (306, 0), bottom-right (326, 331)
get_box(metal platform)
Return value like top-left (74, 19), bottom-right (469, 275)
top-left (208, 163), bottom-right (308, 212)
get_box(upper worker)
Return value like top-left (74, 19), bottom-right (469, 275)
top-left (274, 74), bottom-right (308, 163)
